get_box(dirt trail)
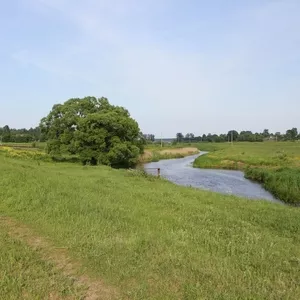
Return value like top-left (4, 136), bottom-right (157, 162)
top-left (0, 216), bottom-right (119, 300)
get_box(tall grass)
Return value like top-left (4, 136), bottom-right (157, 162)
top-left (140, 147), bottom-right (199, 163)
top-left (1, 155), bottom-right (300, 299)
top-left (245, 167), bottom-right (300, 204)
top-left (150, 151), bottom-right (185, 162)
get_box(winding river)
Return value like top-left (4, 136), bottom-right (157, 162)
top-left (144, 152), bottom-right (282, 203)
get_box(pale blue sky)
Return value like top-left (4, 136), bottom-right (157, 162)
top-left (1, 0), bottom-right (299, 136)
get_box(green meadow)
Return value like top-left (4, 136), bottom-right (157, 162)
top-left (1, 154), bottom-right (300, 299)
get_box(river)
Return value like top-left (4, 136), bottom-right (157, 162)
top-left (144, 152), bottom-right (282, 203)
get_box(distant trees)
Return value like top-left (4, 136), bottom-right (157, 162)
top-left (239, 131), bottom-right (254, 142)
top-left (143, 134), bottom-right (155, 142)
top-left (40, 96), bottom-right (144, 167)
top-left (0, 126), bottom-right (43, 143)
top-left (286, 128), bottom-right (298, 141)
top-left (2, 119), bottom-right (300, 150)
top-left (173, 128), bottom-right (300, 143)
top-left (185, 133), bottom-right (195, 142)
top-left (275, 132), bottom-right (281, 141)
top-left (176, 133), bottom-right (184, 143)
top-left (2, 125), bottom-right (11, 142)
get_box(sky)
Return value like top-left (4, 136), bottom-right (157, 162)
top-left (1, 0), bottom-right (300, 137)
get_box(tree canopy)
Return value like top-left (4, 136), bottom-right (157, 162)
top-left (40, 97), bottom-right (144, 167)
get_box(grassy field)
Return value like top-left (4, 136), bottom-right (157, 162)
top-left (195, 142), bottom-right (300, 169)
top-left (1, 154), bottom-right (300, 299)
top-left (194, 142), bottom-right (300, 204)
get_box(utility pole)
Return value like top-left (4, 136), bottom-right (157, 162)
top-left (231, 131), bottom-right (233, 145)
top-left (161, 132), bottom-right (163, 148)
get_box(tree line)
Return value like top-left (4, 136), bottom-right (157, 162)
top-left (143, 128), bottom-right (299, 144)
top-left (174, 128), bottom-right (299, 143)
top-left (2, 126), bottom-right (299, 145)
top-left (0, 126), bottom-right (46, 143)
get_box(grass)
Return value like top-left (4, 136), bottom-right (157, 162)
top-left (194, 142), bottom-right (300, 204)
top-left (245, 167), bottom-right (300, 204)
top-left (0, 221), bottom-right (83, 299)
top-left (195, 142), bottom-right (300, 169)
top-left (1, 154), bottom-right (300, 299)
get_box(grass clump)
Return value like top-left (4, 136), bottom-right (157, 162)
top-left (0, 155), bottom-right (300, 299)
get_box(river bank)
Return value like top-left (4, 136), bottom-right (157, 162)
top-left (193, 142), bottom-right (300, 204)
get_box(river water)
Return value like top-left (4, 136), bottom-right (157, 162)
top-left (144, 152), bottom-right (282, 203)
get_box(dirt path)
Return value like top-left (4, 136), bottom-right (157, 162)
top-left (0, 216), bottom-right (119, 300)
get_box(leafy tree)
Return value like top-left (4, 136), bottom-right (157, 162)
top-left (219, 134), bottom-right (227, 142)
top-left (238, 131), bottom-right (254, 142)
top-left (176, 133), bottom-right (184, 143)
top-left (143, 134), bottom-right (155, 142)
top-left (262, 129), bottom-right (270, 138)
top-left (227, 130), bottom-right (239, 142)
top-left (185, 133), bottom-right (195, 142)
top-left (286, 128), bottom-right (298, 141)
top-left (40, 97), bottom-right (144, 167)
top-left (2, 125), bottom-right (11, 142)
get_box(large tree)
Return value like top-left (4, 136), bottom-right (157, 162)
top-left (227, 130), bottom-right (239, 142)
top-left (2, 125), bottom-right (11, 143)
top-left (40, 97), bottom-right (144, 167)
top-left (262, 129), bottom-right (270, 138)
top-left (286, 128), bottom-right (298, 141)
top-left (176, 133), bottom-right (184, 143)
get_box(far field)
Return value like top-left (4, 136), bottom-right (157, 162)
top-left (195, 142), bottom-right (300, 169)
top-left (139, 146), bottom-right (199, 163)
top-left (0, 153), bottom-right (300, 299)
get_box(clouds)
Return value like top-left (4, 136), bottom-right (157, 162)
top-left (3, 0), bottom-right (300, 134)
